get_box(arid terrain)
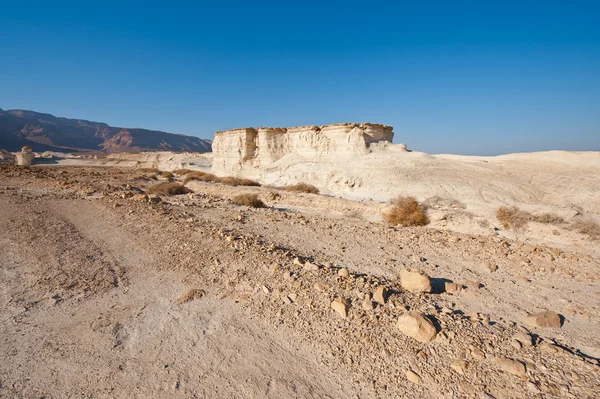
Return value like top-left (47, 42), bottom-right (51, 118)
top-left (1, 163), bottom-right (599, 398)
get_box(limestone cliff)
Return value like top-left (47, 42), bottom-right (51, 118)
top-left (212, 123), bottom-right (393, 175)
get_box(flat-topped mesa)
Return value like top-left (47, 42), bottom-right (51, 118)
top-left (212, 122), bottom-right (393, 175)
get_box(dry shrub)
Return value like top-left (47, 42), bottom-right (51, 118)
top-left (233, 193), bottom-right (265, 208)
top-left (146, 182), bottom-right (191, 195)
top-left (139, 167), bottom-right (159, 173)
top-left (496, 206), bottom-right (530, 229)
top-left (281, 183), bottom-right (319, 194)
top-left (571, 218), bottom-right (600, 240)
top-left (176, 289), bottom-right (206, 304)
top-left (173, 169), bottom-right (194, 175)
top-left (384, 196), bottom-right (429, 226)
top-left (497, 206), bottom-right (564, 229)
top-left (183, 171), bottom-right (216, 184)
top-left (345, 209), bottom-right (363, 219)
top-left (218, 176), bottom-right (260, 187)
top-left (160, 171), bottom-right (174, 179)
top-left (183, 172), bottom-right (260, 187)
top-left (533, 213), bottom-right (564, 224)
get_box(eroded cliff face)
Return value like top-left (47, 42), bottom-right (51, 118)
top-left (212, 123), bottom-right (394, 175)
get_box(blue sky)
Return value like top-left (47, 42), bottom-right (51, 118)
top-left (1, 1), bottom-right (599, 154)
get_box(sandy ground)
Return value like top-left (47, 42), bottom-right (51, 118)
top-left (1, 165), bottom-right (599, 398)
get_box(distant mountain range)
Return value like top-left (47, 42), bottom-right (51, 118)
top-left (0, 108), bottom-right (212, 153)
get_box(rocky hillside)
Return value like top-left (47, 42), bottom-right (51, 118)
top-left (0, 108), bottom-right (212, 153)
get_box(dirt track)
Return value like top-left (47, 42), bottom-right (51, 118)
top-left (1, 165), bottom-right (599, 398)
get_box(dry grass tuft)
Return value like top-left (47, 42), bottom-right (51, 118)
top-left (497, 206), bottom-right (564, 229)
top-left (233, 193), bottom-right (266, 208)
top-left (218, 176), bottom-right (261, 187)
top-left (176, 289), bottom-right (206, 304)
top-left (281, 183), bottom-right (319, 194)
top-left (384, 196), bottom-right (429, 226)
top-left (571, 218), bottom-right (600, 240)
top-left (183, 172), bottom-right (260, 187)
top-left (173, 168), bottom-right (194, 175)
top-left (139, 167), bottom-right (159, 173)
top-left (496, 206), bottom-right (530, 230)
top-left (146, 182), bottom-right (192, 195)
top-left (183, 171), bottom-right (216, 184)
top-left (160, 171), bottom-right (174, 179)
top-left (534, 213), bottom-right (564, 224)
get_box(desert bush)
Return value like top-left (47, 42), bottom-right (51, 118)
top-left (173, 169), bottom-right (194, 175)
top-left (218, 176), bottom-right (261, 187)
top-left (233, 193), bottom-right (265, 208)
top-left (496, 206), bottom-right (530, 230)
top-left (146, 182), bottom-right (191, 195)
top-left (281, 183), bottom-right (319, 194)
top-left (571, 218), bottom-right (600, 240)
top-left (160, 171), bottom-right (174, 179)
top-left (139, 167), bottom-right (159, 173)
top-left (533, 213), bottom-right (564, 224)
top-left (384, 196), bottom-right (429, 226)
top-left (345, 209), bottom-right (363, 219)
top-left (183, 171), bottom-right (216, 184)
top-left (497, 206), bottom-right (564, 229)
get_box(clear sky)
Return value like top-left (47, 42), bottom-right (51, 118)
top-left (1, 1), bottom-right (599, 155)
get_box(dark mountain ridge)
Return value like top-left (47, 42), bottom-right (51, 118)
top-left (0, 108), bottom-right (212, 153)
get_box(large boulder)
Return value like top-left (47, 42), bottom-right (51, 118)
top-left (525, 311), bottom-right (562, 328)
top-left (400, 269), bottom-right (432, 293)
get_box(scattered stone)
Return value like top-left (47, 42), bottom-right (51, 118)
top-left (485, 262), bottom-right (498, 272)
top-left (362, 298), bottom-right (375, 310)
top-left (527, 382), bottom-right (541, 394)
top-left (448, 235), bottom-right (460, 243)
top-left (261, 285), bottom-right (270, 294)
top-left (373, 286), bottom-right (388, 305)
top-left (400, 269), bottom-right (432, 293)
top-left (525, 311), bottom-right (562, 328)
top-left (338, 268), bottom-right (350, 278)
top-left (494, 357), bottom-right (526, 376)
top-left (538, 342), bottom-right (559, 354)
top-left (512, 332), bottom-right (533, 347)
top-left (313, 281), bottom-right (330, 292)
top-left (397, 312), bottom-right (437, 343)
top-left (444, 282), bottom-right (463, 294)
top-left (303, 261), bottom-right (319, 271)
top-left (450, 360), bottom-right (469, 375)
top-left (469, 346), bottom-right (485, 360)
top-left (293, 257), bottom-right (304, 266)
top-left (411, 255), bottom-right (426, 263)
top-left (464, 280), bottom-right (482, 290)
top-left (331, 297), bottom-right (349, 318)
top-left (269, 263), bottom-right (280, 274)
top-left (405, 370), bottom-right (421, 384)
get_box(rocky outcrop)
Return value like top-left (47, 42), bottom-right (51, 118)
top-left (16, 146), bottom-right (35, 166)
top-left (0, 149), bottom-right (16, 163)
top-left (212, 123), bottom-right (393, 175)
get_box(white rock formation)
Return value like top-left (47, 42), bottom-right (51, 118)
top-left (212, 123), bottom-right (393, 175)
top-left (0, 149), bottom-right (17, 163)
top-left (16, 146), bottom-right (35, 166)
